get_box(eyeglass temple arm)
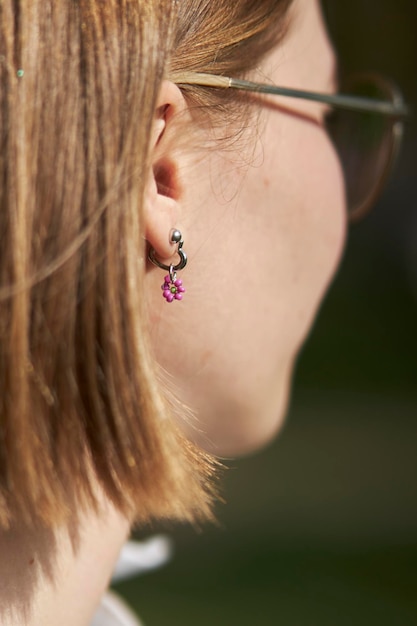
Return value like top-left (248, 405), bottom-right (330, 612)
top-left (171, 72), bottom-right (410, 118)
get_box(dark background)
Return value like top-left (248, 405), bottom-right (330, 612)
top-left (116, 3), bottom-right (417, 624)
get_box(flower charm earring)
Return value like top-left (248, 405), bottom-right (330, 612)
top-left (161, 273), bottom-right (185, 302)
top-left (148, 230), bottom-right (187, 303)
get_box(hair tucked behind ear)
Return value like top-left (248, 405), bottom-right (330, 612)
top-left (171, 0), bottom-right (293, 111)
top-left (0, 0), bottom-right (292, 530)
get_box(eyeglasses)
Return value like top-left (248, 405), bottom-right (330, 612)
top-left (172, 71), bottom-right (410, 222)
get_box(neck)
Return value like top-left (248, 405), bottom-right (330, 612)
top-left (0, 502), bottom-right (129, 626)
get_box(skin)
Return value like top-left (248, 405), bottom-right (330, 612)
top-left (146, 0), bottom-right (347, 456)
top-left (0, 499), bottom-right (130, 626)
top-left (1, 1), bottom-right (346, 624)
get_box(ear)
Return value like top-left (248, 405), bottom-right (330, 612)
top-left (144, 81), bottom-right (188, 261)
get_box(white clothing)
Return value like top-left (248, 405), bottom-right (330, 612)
top-left (90, 535), bottom-right (172, 626)
top-left (111, 536), bottom-right (172, 583)
top-left (90, 591), bottom-right (143, 626)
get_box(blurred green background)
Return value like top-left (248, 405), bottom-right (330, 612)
top-left (116, 2), bottom-right (417, 624)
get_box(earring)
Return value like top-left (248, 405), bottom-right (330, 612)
top-left (148, 230), bottom-right (187, 302)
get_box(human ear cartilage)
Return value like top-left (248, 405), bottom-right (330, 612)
top-left (148, 230), bottom-right (187, 302)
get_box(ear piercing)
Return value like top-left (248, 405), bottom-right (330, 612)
top-left (148, 230), bottom-right (187, 302)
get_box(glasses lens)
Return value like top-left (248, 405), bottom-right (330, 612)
top-left (325, 76), bottom-right (403, 221)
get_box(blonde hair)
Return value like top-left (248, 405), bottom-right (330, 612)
top-left (0, 0), bottom-right (292, 530)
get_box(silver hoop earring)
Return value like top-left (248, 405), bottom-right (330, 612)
top-left (148, 230), bottom-right (187, 302)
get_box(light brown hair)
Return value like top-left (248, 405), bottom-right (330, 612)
top-left (0, 0), bottom-right (292, 530)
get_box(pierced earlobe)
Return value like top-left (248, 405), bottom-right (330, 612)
top-left (148, 230), bottom-right (187, 303)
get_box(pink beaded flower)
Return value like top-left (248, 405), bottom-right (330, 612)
top-left (162, 274), bottom-right (185, 302)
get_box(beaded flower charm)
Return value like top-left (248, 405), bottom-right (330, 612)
top-left (162, 273), bottom-right (185, 303)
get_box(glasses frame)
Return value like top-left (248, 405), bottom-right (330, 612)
top-left (171, 71), bottom-right (410, 222)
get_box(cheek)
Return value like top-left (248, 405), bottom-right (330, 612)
top-left (294, 124), bottom-right (347, 319)
top-left (243, 117), bottom-right (347, 354)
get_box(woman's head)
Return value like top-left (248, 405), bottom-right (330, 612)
top-left (0, 0), bottom-right (345, 530)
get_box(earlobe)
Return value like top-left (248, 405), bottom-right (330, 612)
top-left (144, 81), bottom-right (188, 261)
